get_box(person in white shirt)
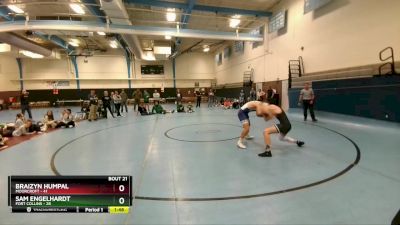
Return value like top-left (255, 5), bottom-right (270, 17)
top-left (12, 119), bottom-right (35, 136)
top-left (298, 82), bottom-right (317, 122)
top-left (208, 89), bottom-right (215, 107)
top-left (153, 89), bottom-right (161, 102)
top-left (113, 91), bottom-right (122, 117)
top-left (56, 109), bottom-right (75, 128)
top-left (176, 89), bottom-right (182, 104)
top-left (14, 113), bottom-right (25, 129)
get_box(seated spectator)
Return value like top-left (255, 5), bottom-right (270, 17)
top-left (15, 113), bottom-right (25, 129)
top-left (12, 119), bottom-right (36, 137)
top-left (232, 99), bottom-right (240, 109)
top-left (0, 134), bottom-right (8, 149)
top-left (177, 103), bottom-right (185, 113)
top-left (138, 103), bottom-right (152, 116)
top-left (151, 101), bottom-right (174, 114)
top-left (219, 98), bottom-right (225, 106)
top-left (223, 99), bottom-right (233, 109)
top-left (56, 109), bottom-right (75, 128)
top-left (79, 102), bottom-right (90, 120)
top-left (0, 124), bottom-right (14, 137)
top-left (187, 102), bottom-right (194, 113)
top-left (42, 110), bottom-right (57, 132)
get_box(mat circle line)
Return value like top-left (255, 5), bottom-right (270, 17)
top-left (50, 118), bottom-right (361, 201)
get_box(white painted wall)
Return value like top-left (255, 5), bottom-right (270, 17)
top-left (215, 0), bottom-right (400, 85)
top-left (3, 52), bottom-right (215, 90)
top-left (133, 52), bottom-right (214, 88)
top-left (0, 55), bottom-right (19, 91)
top-left (22, 58), bottom-right (77, 90)
top-left (175, 52), bottom-right (215, 88)
top-left (77, 56), bottom-right (128, 89)
top-left (215, 41), bottom-right (266, 85)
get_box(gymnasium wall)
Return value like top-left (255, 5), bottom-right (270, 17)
top-left (0, 55), bottom-right (19, 91)
top-left (288, 76), bottom-right (400, 122)
top-left (133, 52), bottom-right (214, 88)
top-left (215, 0), bottom-right (400, 85)
top-left (0, 52), bottom-right (215, 93)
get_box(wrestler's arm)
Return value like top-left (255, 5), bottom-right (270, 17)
top-left (256, 104), bottom-right (263, 116)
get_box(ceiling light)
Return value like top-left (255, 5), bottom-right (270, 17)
top-left (203, 45), bottom-right (210, 52)
top-left (166, 8), bottom-right (176, 22)
top-left (20, 50), bottom-right (44, 59)
top-left (165, 35), bottom-right (172, 40)
top-left (8, 5), bottom-right (24, 14)
top-left (69, 3), bottom-right (85, 15)
top-left (68, 41), bottom-right (79, 47)
top-left (143, 51), bottom-right (156, 61)
top-left (69, 38), bottom-right (79, 47)
top-left (97, 31), bottom-right (106, 36)
top-left (154, 46), bottom-right (171, 55)
top-left (109, 40), bottom-right (118, 48)
top-left (229, 15), bottom-right (241, 28)
top-left (0, 43), bottom-right (11, 53)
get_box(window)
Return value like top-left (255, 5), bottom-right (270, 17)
top-left (304, 0), bottom-right (332, 14)
top-left (268, 10), bottom-right (286, 33)
top-left (224, 47), bottom-right (231, 58)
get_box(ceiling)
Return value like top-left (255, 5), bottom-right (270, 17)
top-left (0, 0), bottom-right (279, 59)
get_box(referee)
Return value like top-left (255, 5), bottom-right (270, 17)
top-left (298, 82), bottom-right (317, 122)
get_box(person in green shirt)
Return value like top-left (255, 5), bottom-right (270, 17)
top-left (177, 103), bottom-right (185, 113)
top-left (143, 90), bottom-right (150, 111)
top-left (152, 101), bottom-right (174, 114)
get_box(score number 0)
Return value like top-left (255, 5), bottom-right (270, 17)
top-left (118, 184), bottom-right (126, 205)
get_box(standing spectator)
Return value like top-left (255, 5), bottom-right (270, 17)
top-left (176, 89), bottom-right (182, 104)
top-left (153, 89), bottom-right (160, 102)
top-left (208, 89), bottom-right (215, 107)
top-left (267, 86), bottom-right (273, 98)
top-left (113, 91), bottom-right (122, 117)
top-left (298, 82), bottom-right (317, 122)
top-left (88, 90), bottom-right (98, 122)
top-left (249, 88), bottom-right (256, 101)
top-left (259, 89), bottom-right (266, 102)
top-left (143, 90), bottom-right (150, 111)
top-left (102, 91), bottom-right (115, 118)
top-left (110, 91), bottom-right (116, 113)
top-left (267, 86), bottom-right (274, 102)
top-left (132, 89), bottom-right (142, 112)
top-left (20, 90), bottom-right (32, 119)
top-left (120, 89), bottom-right (128, 113)
top-left (256, 89), bottom-right (264, 101)
top-left (195, 90), bottom-right (201, 108)
top-left (239, 89), bottom-right (245, 106)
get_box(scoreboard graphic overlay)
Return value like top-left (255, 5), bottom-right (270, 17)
top-left (8, 176), bottom-right (132, 213)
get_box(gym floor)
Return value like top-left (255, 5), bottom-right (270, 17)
top-left (0, 106), bottom-right (399, 224)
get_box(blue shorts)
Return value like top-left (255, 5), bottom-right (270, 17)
top-left (238, 109), bottom-right (250, 125)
